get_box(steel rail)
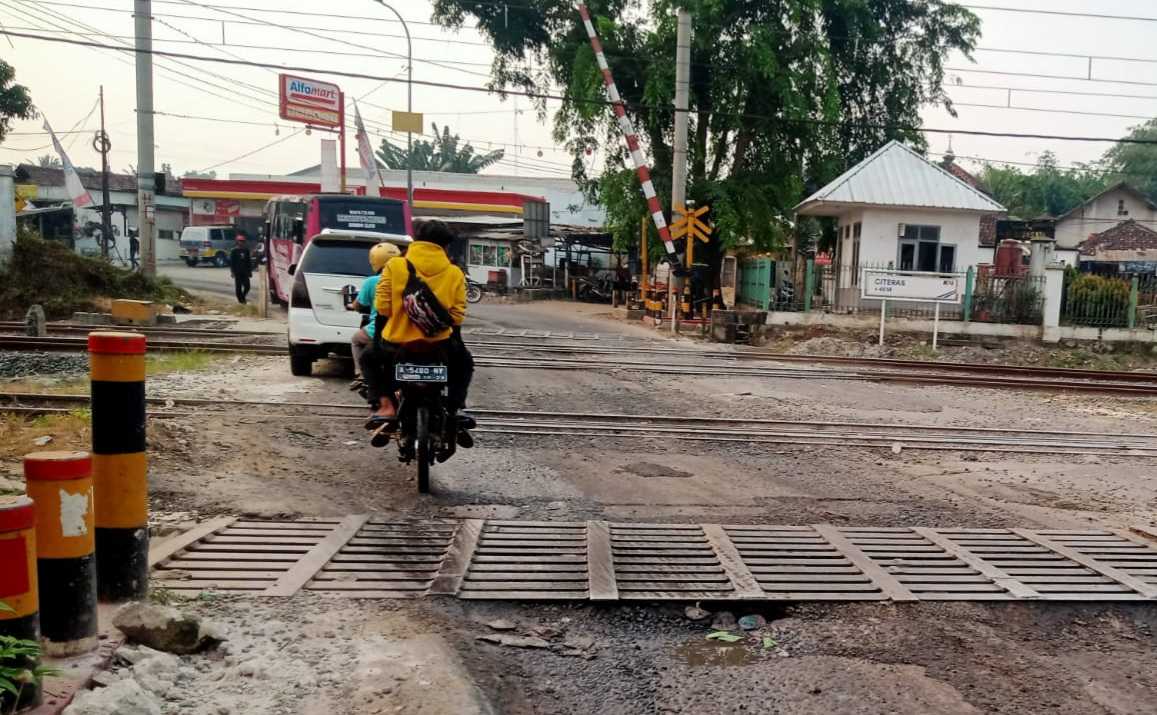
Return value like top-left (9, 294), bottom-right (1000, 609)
top-left (472, 427), bottom-right (1157, 457)
top-left (463, 338), bottom-right (1157, 385)
top-left (0, 321), bottom-right (282, 338)
top-left (5, 335), bottom-right (1157, 395)
top-left (6, 393), bottom-right (1157, 441)
top-left (10, 324), bottom-right (1157, 386)
top-left (4, 392), bottom-right (1153, 456)
top-left (478, 418), bottom-right (1155, 451)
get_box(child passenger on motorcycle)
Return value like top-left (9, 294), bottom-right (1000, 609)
top-left (350, 241), bottom-right (401, 375)
top-left (369, 220), bottom-right (474, 423)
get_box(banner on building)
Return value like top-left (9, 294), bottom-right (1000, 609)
top-left (44, 118), bottom-right (93, 208)
top-left (353, 101), bottom-right (382, 195)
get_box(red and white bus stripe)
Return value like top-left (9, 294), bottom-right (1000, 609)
top-left (576, 4), bottom-right (677, 256)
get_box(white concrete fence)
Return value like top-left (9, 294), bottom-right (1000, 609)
top-left (770, 263), bottom-right (1157, 345)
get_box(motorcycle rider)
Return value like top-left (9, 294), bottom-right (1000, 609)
top-left (371, 220), bottom-right (474, 426)
top-left (349, 241), bottom-right (402, 376)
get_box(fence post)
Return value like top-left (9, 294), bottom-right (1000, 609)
top-left (803, 258), bottom-right (815, 312)
top-left (1129, 276), bottom-right (1139, 330)
top-left (88, 332), bottom-right (150, 602)
top-left (963, 267), bottom-right (974, 323)
top-left (23, 451), bottom-right (98, 656)
top-left (0, 496), bottom-right (40, 710)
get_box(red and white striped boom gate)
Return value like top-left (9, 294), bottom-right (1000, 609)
top-left (576, 4), bottom-right (680, 263)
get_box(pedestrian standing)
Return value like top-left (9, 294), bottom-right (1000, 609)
top-left (129, 230), bottom-right (140, 271)
top-left (229, 231), bottom-right (254, 304)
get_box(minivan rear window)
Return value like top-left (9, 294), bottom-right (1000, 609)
top-left (299, 240), bottom-right (376, 276)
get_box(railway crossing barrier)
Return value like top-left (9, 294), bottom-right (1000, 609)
top-left (89, 331), bottom-right (150, 601)
top-left (0, 496), bottom-right (40, 710)
top-left (23, 451), bottom-right (98, 656)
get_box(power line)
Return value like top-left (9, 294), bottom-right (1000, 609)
top-left (0, 24), bottom-right (499, 69)
top-left (976, 45), bottom-right (1157, 67)
top-left (1, 0), bottom-right (281, 119)
top-left (196, 128), bottom-right (303, 173)
top-left (950, 102), bottom-right (1153, 122)
top-left (960, 3), bottom-right (1157, 24)
top-left (8, 29), bottom-right (1157, 146)
top-left (169, 0), bottom-right (495, 79)
top-left (948, 81), bottom-right (1157, 103)
top-left (946, 66), bottom-right (1157, 90)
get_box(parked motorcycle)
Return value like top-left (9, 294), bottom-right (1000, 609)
top-left (466, 277), bottom-right (484, 304)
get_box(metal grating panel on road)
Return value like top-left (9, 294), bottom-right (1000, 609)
top-left (150, 520), bottom-right (1157, 602)
top-left (303, 518), bottom-right (458, 598)
top-left (457, 521), bottom-right (590, 600)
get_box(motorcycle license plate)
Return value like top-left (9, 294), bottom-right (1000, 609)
top-left (396, 364), bottom-right (448, 383)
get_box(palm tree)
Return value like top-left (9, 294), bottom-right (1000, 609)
top-left (377, 123), bottom-right (504, 173)
top-left (34, 153), bottom-right (61, 168)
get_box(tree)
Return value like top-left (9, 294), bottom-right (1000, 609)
top-left (377, 123), bottom-right (505, 173)
top-left (432, 0), bottom-right (979, 253)
top-left (33, 154), bottom-right (61, 168)
top-left (182, 169), bottom-right (217, 179)
top-left (978, 152), bottom-right (1107, 219)
top-left (0, 60), bottom-right (35, 144)
top-left (1103, 118), bottom-right (1157, 200)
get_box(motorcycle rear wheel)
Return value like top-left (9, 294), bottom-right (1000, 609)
top-left (466, 283), bottom-right (483, 304)
top-left (416, 406), bottom-right (431, 494)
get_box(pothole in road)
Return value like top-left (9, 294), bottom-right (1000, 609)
top-left (618, 462), bottom-right (694, 479)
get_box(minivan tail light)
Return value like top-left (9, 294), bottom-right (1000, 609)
top-left (291, 266), bottom-right (312, 309)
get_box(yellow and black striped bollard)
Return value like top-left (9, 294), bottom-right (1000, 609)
top-left (23, 451), bottom-right (98, 656)
top-left (88, 331), bottom-right (150, 602)
top-left (0, 496), bottom-right (40, 710)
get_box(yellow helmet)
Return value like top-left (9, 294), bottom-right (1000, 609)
top-left (369, 242), bottom-right (401, 272)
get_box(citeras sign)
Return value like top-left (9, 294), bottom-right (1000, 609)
top-left (861, 270), bottom-right (963, 304)
top-left (279, 74), bottom-right (342, 128)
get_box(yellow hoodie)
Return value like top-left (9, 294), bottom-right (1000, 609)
top-left (373, 241), bottom-right (467, 346)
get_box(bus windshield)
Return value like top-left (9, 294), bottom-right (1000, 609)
top-left (318, 199), bottom-right (407, 234)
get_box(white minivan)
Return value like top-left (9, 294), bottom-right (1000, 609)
top-left (287, 229), bottom-right (411, 376)
top-left (178, 225), bottom-right (236, 267)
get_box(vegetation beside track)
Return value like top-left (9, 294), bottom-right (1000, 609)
top-left (0, 232), bottom-right (191, 319)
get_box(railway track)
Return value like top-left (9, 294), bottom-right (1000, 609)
top-left (3, 392), bottom-right (1156, 457)
top-left (5, 333), bottom-right (1157, 396)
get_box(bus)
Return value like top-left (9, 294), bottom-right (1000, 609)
top-left (264, 194), bottom-right (411, 304)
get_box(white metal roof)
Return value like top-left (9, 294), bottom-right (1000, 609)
top-left (794, 140), bottom-right (1006, 215)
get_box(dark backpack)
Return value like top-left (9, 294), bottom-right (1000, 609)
top-left (401, 260), bottom-right (454, 337)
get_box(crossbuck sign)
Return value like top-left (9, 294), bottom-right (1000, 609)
top-left (860, 269), bottom-right (964, 350)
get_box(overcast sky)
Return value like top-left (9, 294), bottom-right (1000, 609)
top-left (1, 0), bottom-right (1155, 181)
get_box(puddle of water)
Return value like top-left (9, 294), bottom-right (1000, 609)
top-left (673, 639), bottom-right (762, 667)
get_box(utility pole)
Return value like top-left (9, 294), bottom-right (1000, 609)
top-left (96, 86), bottom-right (113, 261)
top-left (670, 6), bottom-right (691, 332)
top-left (134, 0), bottom-right (156, 276)
top-left (372, 1), bottom-right (414, 212)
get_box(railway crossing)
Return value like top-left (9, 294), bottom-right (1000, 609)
top-left (150, 517), bottom-right (1157, 603)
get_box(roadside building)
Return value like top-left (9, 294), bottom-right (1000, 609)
top-left (1055, 182), bottom-right (1157, 253)
top-left (183, 167), bottom-right (606, 289)
top-left (13, 164), bottom-right (189, 261)
top-left (1078, 219), bottom-right (1157, 274)
top-left (794, 140), bottom-right (1006, 306)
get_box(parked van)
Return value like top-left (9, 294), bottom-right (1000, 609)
top-left (179, 225), bottom-right (237, 267)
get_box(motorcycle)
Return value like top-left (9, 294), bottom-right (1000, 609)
top-left (390, 351), bottom-right (459, 494)
top-left (466, 277), bottom-right (484, 304)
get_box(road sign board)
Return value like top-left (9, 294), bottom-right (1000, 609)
top-left (861, 270), bottom-right (963, 304)
top-left (279, 74), bottom-right (342, 128)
